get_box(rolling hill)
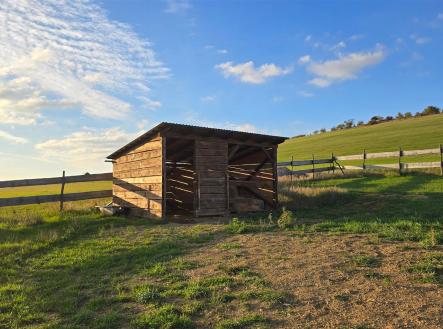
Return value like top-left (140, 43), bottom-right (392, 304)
top-left (278, 114), bottom-right (443, 162)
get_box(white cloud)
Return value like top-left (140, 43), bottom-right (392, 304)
top-left (305, 35), bottom-right (312, 42)
top-left (296, 90), bottom-right (314, 97)
top-left (349, 34), bottom-right (364, 41)
top-left (410, 34), bottom-right (431, 45)
top-left (138, 96), bottom-right (162, 110)
top-left (330, 41), bottom-right (346, 51)
top-left (35, 127), bottom-right (137, 164)
top-left (438, 13), bottom-right (443, 20)
top-left (307, 49), bottom-right (385, 87)
top-left (298, 55), bottom-right (311, 64)
top-left (217, 49), bottom-right (228, 54)
top-left (164, 0), bottom-right (191, 13)
top-left (200, 95), bottom-right (216, 102)
top-left (215, 61), bottom-right (292, 84)
top-left (0, 129), bottom-right (28, 144)
top-left (0, 0), bottom-right (168, 123)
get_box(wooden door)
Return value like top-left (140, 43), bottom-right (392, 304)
top-left (194, 139), bottom-right (228, 217)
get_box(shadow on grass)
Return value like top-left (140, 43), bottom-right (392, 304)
top-left (0, 213), bottom-right (223, 329)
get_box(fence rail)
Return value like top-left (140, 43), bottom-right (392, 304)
top-left (278, 145), bottom-right (443, 177)
top-left (0, 172), bottom-right (113, 208)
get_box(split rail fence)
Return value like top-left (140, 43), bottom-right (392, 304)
top-left (0, 172), bottom-right (113, 209)
top-left (277, 145), bottom-right (443, 178)
top-left (1, 145), bottom-right (441, 209)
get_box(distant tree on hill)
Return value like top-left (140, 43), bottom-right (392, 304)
top-left (368, 116), bottom-right (384, 125)
top-left (385, 116), bottom-right (394, 121)
top-left (320, 128), bottom-right (326, 133)
top-left (404, 112), bottom-right (413, 118)
top-left (357, 121), bottom-right (365, 126)
top-left (344, 119), bottom-right (354, 129)
top-left (421, 106), bottom-right (440, 116)
top-left (396, 112), bottom-right (404, 119)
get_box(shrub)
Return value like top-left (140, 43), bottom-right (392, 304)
top-left (277, 208), bottom-right (295, 229)
top-left (225, 218), bottom-right (248, 234)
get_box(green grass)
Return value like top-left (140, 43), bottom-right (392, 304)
top-left (279, 114), bottom-right (443, 161)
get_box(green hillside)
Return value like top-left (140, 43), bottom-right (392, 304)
top-left (279, 114), bottom-right (443, 162)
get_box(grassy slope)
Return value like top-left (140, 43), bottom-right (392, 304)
top-left (278, 114), bottom-right (443, 161)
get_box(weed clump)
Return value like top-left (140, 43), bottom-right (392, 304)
top-left (133, 304), bottom-right (193, 329)
top-left (277, 207), bottom-right (295, 229)
top-left (134, 284), bottom-right (162, 304)
top-left (225, 218), bottom-right (248, 234)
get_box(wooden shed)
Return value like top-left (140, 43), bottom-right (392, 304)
top-left (107, 122), bottom-right (287, 219)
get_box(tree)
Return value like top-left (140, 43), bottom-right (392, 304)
top-left (385, 116), bottom-right (394, 121)
top-left (396, 112), bottom-right (404, 119)
top-left (368, 116), bottom-right (383, 125)
top-left (404, 112), bottom-right (412, 118)
top-left (320, 128), bottom-right (326, 133)
top-left (421, 106), bottom-right (441, 116)
top-left (344, 119), bottom-right (354, 129)
top-left (357, 121), bottom-right (364, 126)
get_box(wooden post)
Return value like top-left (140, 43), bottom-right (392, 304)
top-left (59, 170), bottom-right (66, 211)
top-left (290, 155), bottom-right (294, 191)
top-left (363, 149), bottom-right (366, 174)
top-left (332, 152), bottom-right (335, 175)
top-left (272, 146), bottom-right (278, 209)
top-left (439, 143), bottom-right (443, 175)
top-left (162, 137), bottom-right (167, 223)
top-left (399, 147), bottom-right (403, 175)
top-left (312, 154), bottom-right (315, 181)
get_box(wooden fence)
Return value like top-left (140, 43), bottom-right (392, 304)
top-left (278, 145), bottom-right (443, 177)
top-left (0, 172), bottom-right (113, 208)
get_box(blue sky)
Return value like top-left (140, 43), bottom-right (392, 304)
top-left (0, 0), bottom-right (442, 179)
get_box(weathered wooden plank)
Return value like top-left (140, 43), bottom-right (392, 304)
top-left (288, 166), bottom-right (333, 176)
top-left (196, 148), bottom-right (226, 156)
top-left (116, 149), bottom-right (162, 164)
top-left (366, 151), bottom-right (400, 159)
top-left (126, 140), bottom-right (162, 155)
top-left (0, 190), bottom-right (111, 207)
top-left (0, 173), bottom-right (112, 189)
top-left (195, 155), bottom-right (228, 164)
top-left (113, 190), bottom-right (162, 199)
top-left (335, 154), bottom-right (364, 161)
top-left (120, 176), bottom-right (162, 184)
top-left (402, 148), bottom-right (441, 156)
top-left (112, 182), bottom-right (162, 192)
top-left (195, 208), bottom-right (226, 216)
top-left (402, 161), bottom-right (441, 169)
top-left (198, 171), bottom-right (226, 179)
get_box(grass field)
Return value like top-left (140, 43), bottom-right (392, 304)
top-left (0, 170), bottom-right (442, 328)
top-left (278, 114), bottom-right (443, 164)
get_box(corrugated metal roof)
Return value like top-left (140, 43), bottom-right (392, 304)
top-left (107, 122), bottom-right (288, 159)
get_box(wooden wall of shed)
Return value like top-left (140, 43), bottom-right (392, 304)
top-left (112, 135), bottom-right (163, 218)
top-left (228, 146), bottom-right (276, 209)
top-left (195, 139), bottom-right (228, 217)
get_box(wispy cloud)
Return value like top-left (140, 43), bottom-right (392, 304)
top-left (200, 95), bottom-right (216, 102)
top-left (35, 127), bottom-right (137, 165)
top-left (217, 49), bottom-right (228, 54)
top-left (307, 48), bottom-right (385, 87)
top-left (296, 90), bottom-right (314, 97)
top-left (0, 0), bottom-right (169, 123)
top-left (410, 34), bottom-right (431, 45)
top-left (164, 0), bottom-right (191, 14)
top-left (438, 13), bottom-right (443, 20)
top-left (0, 129), bottom-right (28, 144)
top-left (215, 61), bottom-right (292, 84)
top-left (298, 55), bottom-right (311, 64)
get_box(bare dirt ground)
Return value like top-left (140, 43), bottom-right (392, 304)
top-left (185, 232), bottom-right (443, 328)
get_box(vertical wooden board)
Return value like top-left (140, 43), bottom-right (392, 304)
top-left (195, 139), bottom-right (228, 216)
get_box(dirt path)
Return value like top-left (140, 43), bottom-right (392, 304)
top-left (186, 232), bottom-right (443, 328)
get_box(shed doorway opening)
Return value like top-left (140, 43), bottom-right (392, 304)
top-left (165, 138), bottom-right (196, 217)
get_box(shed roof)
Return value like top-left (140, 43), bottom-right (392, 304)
top-left (107, 122), bottom-right (288, 159)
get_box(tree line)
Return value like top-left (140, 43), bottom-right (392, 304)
top-left (307, 105), bottom-right (442, 136)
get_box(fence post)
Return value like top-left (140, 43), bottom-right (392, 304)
top-left (363, 149), bottom-right (366, 174)
top-left (331, 152), bottom-right (335, 175)
top-left (398, 147), bottom-right (403, 175)
top-left (440, 144), bottom-right (443, 176)
top-left (59, 170), bottom-right (66, 211)
top-left (290, 155), bottom-right (294, 190)
top-left (312, 154), bottom-right (315, 180)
